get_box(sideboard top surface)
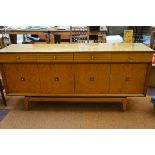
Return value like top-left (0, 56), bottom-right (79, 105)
top-left (0, 43), bottom-right (153, 53)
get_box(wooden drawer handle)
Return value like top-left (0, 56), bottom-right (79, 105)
top-left (125, 77), bottom-right (130, 82)
top-left (90, 77), bottom-right (95, 81)
top-left (91, 56), bottom-right (94, 60)
top-left (54, 77), bottom-right (59, 81)
top-left (53, 56), bottom-right (57, 60)
top-left (16, 56), bottom-right (21, 60)
top-left (128, 56), bottom-right (134, 60)
top-left (20, 77), bottom-right (25, 81)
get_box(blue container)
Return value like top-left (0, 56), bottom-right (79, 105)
top-left (151, 96), bottom-right (155, 104)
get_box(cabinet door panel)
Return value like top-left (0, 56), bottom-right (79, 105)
top-left (75, 64), bottom-right (110, 94)
top-left (38, 64), bottom-right (74, 94)
top-left (110, 64), bottom-right (148, 94)
top-left (3, 64), bottom-right (40, 93)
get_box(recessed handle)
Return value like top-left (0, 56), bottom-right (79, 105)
top-left (20, 77), bottom-right (25, 81)
top-left (125, 77), bottom-right (130, 82)
top-left (54, 77), bottom-right (59, 81)
top-left (90, 77), bottom-right (95, 81)
top-left (53, 56), bottom-right (57, 60)
top-left (128, 56), bottom-right (134, 61)
top-left (16, 56), bottom-right (21, 60)
top-left (91, 56), bottom-right (94, 60)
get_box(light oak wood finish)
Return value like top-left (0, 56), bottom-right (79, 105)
top-left (0, 43), bottom-right (153, 111)
top-left (109, 64), bottom-right (148, 94)
top-left (0, 43), bottom-right (153, 53)
top-left (122, 98), bottom-right (128, 111)
top-left (74, 53), bottom-right (111, 62)
top-left (0, 53), bottom-right (37, 63)
top-left (75, 64), bottom-right (110, 94)
top-left (38, 64), bottom-right (74, 94)
top-left (37, 53), bottom-right (73, 62)
top-left (3, 64), bottom-right (40, 94)
top-left (111, 53), bottom-right (152, 62)
top-left (24, 96), bottom-right (127, 111)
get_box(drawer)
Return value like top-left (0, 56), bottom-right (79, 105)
top-left (37, 54), bottom-right (73, 62)
top-left (74, 53), bottom-right (111, 62)
top-left (112, 53), bottom-right (153, 62)
top-left (0, 54), bottom-right (37, 63)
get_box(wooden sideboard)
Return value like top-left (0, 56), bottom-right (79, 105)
top-left (0, 43), bottom-right (153, 111)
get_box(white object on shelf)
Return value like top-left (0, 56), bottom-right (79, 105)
top-left (106, 35), bottom-right (123, 43)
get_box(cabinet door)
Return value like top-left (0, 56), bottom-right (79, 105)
top-left (3, 64), bottom-right (40, 94)
top-left (75, 64), bottom-right (110, 94)
top-left (109, 64), bottom-right (148, 94)
top-left (38, 64), bottom-right (74, 94)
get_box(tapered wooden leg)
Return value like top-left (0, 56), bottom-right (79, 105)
top-left (0, 90), bottom-right (7, 106)
top-left (24, 97), bottom-right (29, 110)
top-left (122, 98), bottom-right (127, 112)
top-left (154, 105), bottom-right (155, 111)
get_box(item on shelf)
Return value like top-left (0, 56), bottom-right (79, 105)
top-left (71, 26), bottom-right (89, 43)
top-left (124, 30), bottom-right (133, 43)
top-left (106, 35), bottom-right (123, 43)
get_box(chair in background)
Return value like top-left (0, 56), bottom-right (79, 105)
top-left (0, 79), bottom-right (7, 106)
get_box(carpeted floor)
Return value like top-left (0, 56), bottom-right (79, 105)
top-left (0, 109), bottom-right (10, 121)
top-left (0, 91), bottom-right (155, 129)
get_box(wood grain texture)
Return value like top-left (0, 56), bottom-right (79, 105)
top-left (109, 64), bottom-right (148, 94)
top-left (75, 64), bottom-right (110, 94)
top-left (0, 43), bottom-right (153, 53)
top-left (38, 64), bottom-right (74, 94)
top-left (0, 43), bottom-right (153, 110)
top-left (3, 64), bottom-right (40, 93)
top-left (111, 53), bottom-right (152, 62)
top-left (0, 53), bottom-right (37, 63)
top-left (25, 96), bottom-right (127, 111)
top-left (37, 53), bottom-right (73, 62)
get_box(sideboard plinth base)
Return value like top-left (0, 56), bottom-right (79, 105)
top-left (24, 96), bottom-right (128, 111)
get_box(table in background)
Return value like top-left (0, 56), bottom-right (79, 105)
top-left (0, 26), bottom-right (107, 44)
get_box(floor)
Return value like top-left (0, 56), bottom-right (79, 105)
top-left (0, 88), bottom-right (155, 128)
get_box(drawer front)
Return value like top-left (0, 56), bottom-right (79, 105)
top-left (0, 54), bottom-right (37, 63)
top-left (3, 64), bottom-right (40, 94)
top-left (38, 64), bottom-right (74, 94)
top-left (37, 54), bottom-right (73, 62)
top-left (75, 64), bottom-right (110, 94)
top-left (112, 53), bottom-right (152, 62)
top-left (74, 53), bottom-right (111, 62)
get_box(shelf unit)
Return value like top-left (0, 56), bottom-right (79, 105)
top-left (150, 27), bottom-right (155, 49)
top-left (70, 26), bottom-right (89, 43)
